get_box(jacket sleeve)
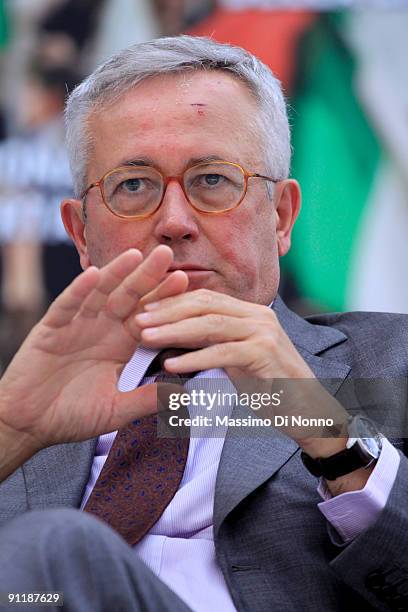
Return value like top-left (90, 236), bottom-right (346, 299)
top-left (329, 445), bottom-right (408, 611)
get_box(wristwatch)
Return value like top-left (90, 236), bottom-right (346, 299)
top-left (300, 415), bottom-right (383, 480)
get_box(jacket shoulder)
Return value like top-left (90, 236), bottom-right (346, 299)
top-left (306, 311), bottom-right (408, 375)
top-left (307, 310), bottom-right (408, 336)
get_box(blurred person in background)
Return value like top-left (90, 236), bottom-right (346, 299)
top-left (37, 0), bottom-right (109, 72)
top-left (2, 0), bottom-right (105, 133)
top-left (0, 59), bottom-right (81, 371)
top-left (38, 0), bottom-right (105, 55)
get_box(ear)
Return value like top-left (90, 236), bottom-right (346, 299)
top-left (60, 198), bottom-right (91, 269)
top-left (274, 179), bottom-right (301, 257)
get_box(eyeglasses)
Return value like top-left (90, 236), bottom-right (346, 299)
top-left (81, 160), bottom-right (277, 219)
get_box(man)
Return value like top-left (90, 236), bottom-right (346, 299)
top-left (0, 35), bottom-right (407, 612)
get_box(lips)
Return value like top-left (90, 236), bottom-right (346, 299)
top-left (168, 265), bottom-right (211, 272)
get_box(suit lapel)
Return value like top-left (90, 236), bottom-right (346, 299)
top-left (214, 296), bottom-right (351, 535)
top-left (23, 438), bottom-right (97, 510)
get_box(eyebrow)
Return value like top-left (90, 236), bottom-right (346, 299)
top-left (120, 154), bottom-right (226, 170)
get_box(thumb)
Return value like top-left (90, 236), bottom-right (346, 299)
top-left (109, 382), bottom-right (186, 431)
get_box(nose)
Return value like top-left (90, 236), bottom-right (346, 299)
top-left (153, 179), bottom-right (199, 244)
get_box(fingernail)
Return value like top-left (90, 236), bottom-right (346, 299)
top-left (144, 301), bottom-right (160, 310)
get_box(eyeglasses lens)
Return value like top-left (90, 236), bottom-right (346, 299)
top-left (103, 163), bottom-right (245, 216)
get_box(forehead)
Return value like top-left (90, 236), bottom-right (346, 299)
top-left (87, 71), bottom-right (263, 177)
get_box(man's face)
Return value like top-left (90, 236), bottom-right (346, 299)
top-left (62, 71), bottom-right (300, 305)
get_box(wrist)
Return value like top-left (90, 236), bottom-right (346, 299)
top-left (0, 399), bottom-right (41, 482)
top-left (300, 436), bottom-right (347, 459)
top-left (324, 464), bottom-right (375, 496)
top-left (301, 416), bottom-right (382, 493)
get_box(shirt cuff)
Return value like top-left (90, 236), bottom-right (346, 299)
top-left (316, 438), bottom-right (400, 543)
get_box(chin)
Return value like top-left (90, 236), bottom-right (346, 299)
top-left (186, 277), bottom-right (212, 291)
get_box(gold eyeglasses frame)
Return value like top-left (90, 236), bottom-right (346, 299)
top-left (80, 160), bottom-right (278, 219)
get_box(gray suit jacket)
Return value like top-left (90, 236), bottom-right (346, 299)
top-left (1, 296), bottom-right (408, 611)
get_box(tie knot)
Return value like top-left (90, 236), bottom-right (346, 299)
top-left (146, 348), bottom-right (195, 381)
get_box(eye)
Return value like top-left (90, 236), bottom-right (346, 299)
top-left (196, 173), bottom-right (228, 187)
top-left (121, 178), bottom-right (143, 192)
top-left (205, 174), bottom-right (222, 186)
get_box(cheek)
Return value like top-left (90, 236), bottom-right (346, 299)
top-left (84, 215), bottom-right (151, 267)
top-left (214, 205), bottom-right (277, 267)
top-left (219, 226), bottom-right (254, 272)
top-left (210, 208), bottom-right (277, 292)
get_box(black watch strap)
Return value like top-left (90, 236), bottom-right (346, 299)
top-left (300, 442), bottom-right (375, 481)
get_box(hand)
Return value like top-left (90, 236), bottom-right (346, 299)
top-left (135, 289), bottom-right (348, 448)
top-left (0, 245), bottom-right (188, 461)
top-left (136, 289), bottom-right (377, 495)
top-left (136, 288), bottom-right (314, 377)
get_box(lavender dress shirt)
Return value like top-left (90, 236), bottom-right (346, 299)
top-left (80, 346), bottom-right (400, 612)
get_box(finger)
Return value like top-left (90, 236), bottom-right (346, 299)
top-left (43, 266), bottom-right (101, 328)
top-left (162, 336), bottom-right (312, 380)
top-left (140, 314), bottom-right (258, 348)
top-left (79, 249), bottom-right (143, 318)
top-left (109, 382), bottom-right (184, 429)
top-left (137, 289), bottom-right (271, 327)
top-left (139, 270), bottom-right (189, 307)
top-left (106, 245), bottom-right (174, 319)
top-left (161, 342), bottom-right (256, 374)
top-left (125, 271), bottom-right (189, 338)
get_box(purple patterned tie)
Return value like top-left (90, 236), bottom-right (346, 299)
top-left (84, 350), bottom-right (191, 546)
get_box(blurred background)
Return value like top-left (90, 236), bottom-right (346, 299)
top-left (0, 0), bottom-right (407, 371)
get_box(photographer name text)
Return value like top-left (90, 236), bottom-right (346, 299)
top-left (166, 415), bottom-right (334, 428)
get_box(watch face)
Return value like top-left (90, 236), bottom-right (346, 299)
top-left (349, 416), bottom-right (382, 459)
top-left (354, 417), bottom-right (379, 438)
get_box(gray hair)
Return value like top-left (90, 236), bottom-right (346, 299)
top-left (65, 35), bottom-right (291, 198)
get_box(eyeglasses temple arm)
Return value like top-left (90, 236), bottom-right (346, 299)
top-left (251, 173), bottom-right (278, 183)
top-left (80, 182), bottom-right (99, 201)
